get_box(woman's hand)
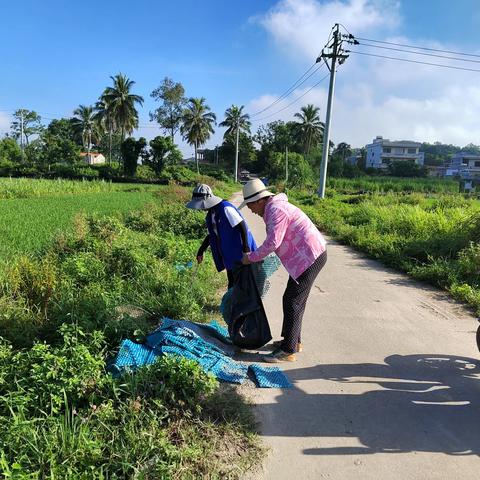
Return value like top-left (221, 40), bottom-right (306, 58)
top-left (242, 253), bottom-right (251, 265)
top-left (196, 255), bottom-right (204, 264)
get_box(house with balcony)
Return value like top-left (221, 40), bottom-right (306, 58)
top-left (444, 152), bottom-right (480, 178)
top-left (365, 136), bottom-right (424, 169)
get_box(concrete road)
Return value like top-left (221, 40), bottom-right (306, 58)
top-left (232, 193), bottom-right (480, 480)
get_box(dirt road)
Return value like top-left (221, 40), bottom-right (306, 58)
top-left (233, 193), bottom-right (480, 480)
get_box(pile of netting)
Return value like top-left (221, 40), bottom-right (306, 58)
top-left (110, 317), bottom-right (291, 388)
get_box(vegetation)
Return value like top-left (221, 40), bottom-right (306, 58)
top-left (0, 181), bottom-right (261, 477)
top-left (291, 176), bottom-right (480, 314)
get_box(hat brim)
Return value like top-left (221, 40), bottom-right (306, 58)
top-left (186, 195), bottom-right (223, 210)
top-left (238, 190), bottom-right (274, 209)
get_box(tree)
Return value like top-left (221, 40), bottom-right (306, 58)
top-left (294, 104), bottom-right (324, 155)
top-left (0, 137), bottom-right (22, 163)
top-left (266, 151), bottom-right (314, 187)
top-left (180, 97), bottom-right (216, 174)
top-left (46, 118), bottom-right (79, 144)
top-left (41, 133), bottom-right (81, 168)
top-left (219, 105), bottom-right (251, 180)
top-left (93, 96), bottom-right (117, 163)
top-left (147, 135), bottom-right (182, 175)
top-left (72, 105), bottom-right (96, 153)
top-left (388, 161), bottom-right (427, 177)
top-left (150, 77), bottom-right (187, 142)
top-left (10, 109), bottom-right (43, 147)
top-left (121, 137), bottom-right (147, 177)
top-left (102, 73), bottom-right (144, 142)
top-left (333, 142), bottom-right (352, 162)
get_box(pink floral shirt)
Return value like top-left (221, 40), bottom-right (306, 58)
top-left (247, 193), bottom-right (326, 280)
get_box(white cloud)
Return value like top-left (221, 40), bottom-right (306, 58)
top-left (250, 0), bottom-right (480, 148)
top-left (257, 0), bottom-right (401, 61)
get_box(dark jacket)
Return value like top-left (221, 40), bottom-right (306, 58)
top-left (206, 200), bottom-right (257, 271)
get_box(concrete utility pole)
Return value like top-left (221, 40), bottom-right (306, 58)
top-left (20, 110), bottom-right (25, 161)
top-left (234, 121), bottom-right (240, 182)
top-left (285, 146), bottom-right (289, 184)
top-left (317, 24), bottom-right (349, 198)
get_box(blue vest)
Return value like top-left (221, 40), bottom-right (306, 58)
top-left (206, 200), bottom-right (257, 271)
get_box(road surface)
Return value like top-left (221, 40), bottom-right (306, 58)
top-left (232, 192), bottom-right (480, 480)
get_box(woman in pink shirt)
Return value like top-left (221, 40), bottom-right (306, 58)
top-left (240, 179), bottom-right (327, 362)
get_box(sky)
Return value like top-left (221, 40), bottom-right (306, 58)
top-left (1, 0), bottom-right (480, 156)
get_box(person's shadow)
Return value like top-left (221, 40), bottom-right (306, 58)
top-left (254, 353), bottom-right (480, 456)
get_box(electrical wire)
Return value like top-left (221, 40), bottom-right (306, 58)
top-left (248, 62), bottom-right (320, 117)
top-left (252, 71), bottom-right (330, 123)
top-left (355, 36), bottom-right (480, 59)
top-left (357, 41), bottom-right (480, 64)
top-left (348, 50), bottom-right (480, 73)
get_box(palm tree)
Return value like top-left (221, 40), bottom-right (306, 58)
top-left (180, 98), bottom-right (216, 174)
top-left (219, 105), bottom-right (250, 181)
top-left (102, 73), bottom-right (144, 142)
top-left (72, 105), bottom-right (95, 154)
top-left (294, 104), bottom-right (325, 155)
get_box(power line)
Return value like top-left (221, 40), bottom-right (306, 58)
top-left (249, 62), bottom-right (320, 118)
top-left (354, 36), bottom-right (480, 59)
top-left (253, 71), bottom-right (330, 123)
top-left (357, 41), bottom-right (480, 64)
top-left (348, 50), bottom-right (480, 73)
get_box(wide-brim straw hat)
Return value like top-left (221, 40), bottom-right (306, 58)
top-left (239, 178), bottom-right (274, 209)
top-left (186, 184), bottom-right (223, 210)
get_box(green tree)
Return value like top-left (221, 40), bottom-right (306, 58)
top-left (266, 151), bottom-right (314, 187)
top-left (46, 118), bottom-right (79, 144)
top-left (93, 96), bottom-right (117, 163)
top-left (10, 109), bottom-right (43, 146)
top-left (219, 105), bottom-right (250, 180)
top-left (180, 98), bottom-right (216, 174)
top-left (150, 77), bottom-right (187, 142)
top-left (102, 73), bottom-right (144, 142)
top-left (294, 104), bottom-right (324, 155)
top-left (121, 137), bottom-right (147, 177)
top-left (388, 161), bottom-right (427, 177)
top-left (147, 135), bottom-right (183, 175)
top-left (41, 133), bottom-right (81, 169)
top-left (0, 137), bottom-right (22, 163)
top-left (72, 105), bottom-right (96, 153)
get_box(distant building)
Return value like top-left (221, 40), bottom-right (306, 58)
top-left (346, 154), bottom-right (362, 166)
top-left (182, 149), bottom-right (212, 165)
top-left (445, 152), bottom-right (480, 178)
top-left (80, 152), bottom-right (106, 165)
top-left (365, 136), bottom-right (424, 169)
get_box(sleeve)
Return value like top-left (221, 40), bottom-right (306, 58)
top-left (247, 206), bottom-right (289, 262)
top-left (224, 205), bottom-right (243, 227)
top-left (196, 235), bottom-right (210, 257)
top-left (234, 220), bottom-right (250, 252)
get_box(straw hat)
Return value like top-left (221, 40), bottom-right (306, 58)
top-left (186, 184), bottom-right (223, 210)
top-left (239, 178), bottom-right (274, 209)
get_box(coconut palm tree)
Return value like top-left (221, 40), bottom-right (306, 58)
top-left (294, 104), bottom-right (324, 155)
top-left (72, 105), bottom-right (95, 154)
top-left (219, 105), bottom-right (250, 181)
top-left (102, 73), bottom-right (144, 142)
top-left (180, 97), bottom-right (216, 174)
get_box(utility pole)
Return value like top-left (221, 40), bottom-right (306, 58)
top-left (317, 24), bottom-right (348, 198)
top-left (285, 146), bottom-right (289, 184)
top-left (20, 110), bottom-right (25, 162)
top-left (234, 121), bottom-right (240, 182)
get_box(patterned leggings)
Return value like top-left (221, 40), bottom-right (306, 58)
top-left (281, 251), bottom-right (327, 353)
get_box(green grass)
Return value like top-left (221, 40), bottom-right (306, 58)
top-left (291, 177), bottom-right (480, 314)
top-left (0, 191), bottom-right (157, 261)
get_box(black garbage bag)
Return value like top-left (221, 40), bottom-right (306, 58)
top-left (228, 263), bottom-right (272, 349)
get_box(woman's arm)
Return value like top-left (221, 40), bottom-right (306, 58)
top-left (234, 220), bottom-right (250, 252)
top-left (196, 235), bottom-right (210, 263)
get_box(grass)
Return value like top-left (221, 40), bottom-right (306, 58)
top-left (291, 176), bottom-right (480, 314)
top-left (0, 179), bottom-right (262, 478)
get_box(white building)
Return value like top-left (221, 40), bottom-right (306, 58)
top-left (80, 152), bottom-right (106, 165)
top-left (365, 136), bottom-right (424, 169)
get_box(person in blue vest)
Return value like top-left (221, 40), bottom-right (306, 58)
top-left (186, 184), bottom-right (257, 289)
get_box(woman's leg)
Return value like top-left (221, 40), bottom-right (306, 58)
top-left (281, 251), bottom-right (327, 353)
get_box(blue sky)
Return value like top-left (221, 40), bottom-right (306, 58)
top-left (1, 0), bottom-right (480, 154)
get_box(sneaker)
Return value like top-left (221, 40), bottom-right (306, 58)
top-left (264, 348), bottom-right (296, 363)
top-left (271, 340), bottom-right (303, 353)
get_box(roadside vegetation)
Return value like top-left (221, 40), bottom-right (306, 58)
top-left (290, 176), bottom-right (480, 314)
top-left (0, 181), bottom-right (261, 478)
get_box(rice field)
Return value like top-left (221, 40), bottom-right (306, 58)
top-left (0, 179), bottom-right (162, 260)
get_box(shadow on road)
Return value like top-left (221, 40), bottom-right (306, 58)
top-left (255, 354), bottom-right (480, 456)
